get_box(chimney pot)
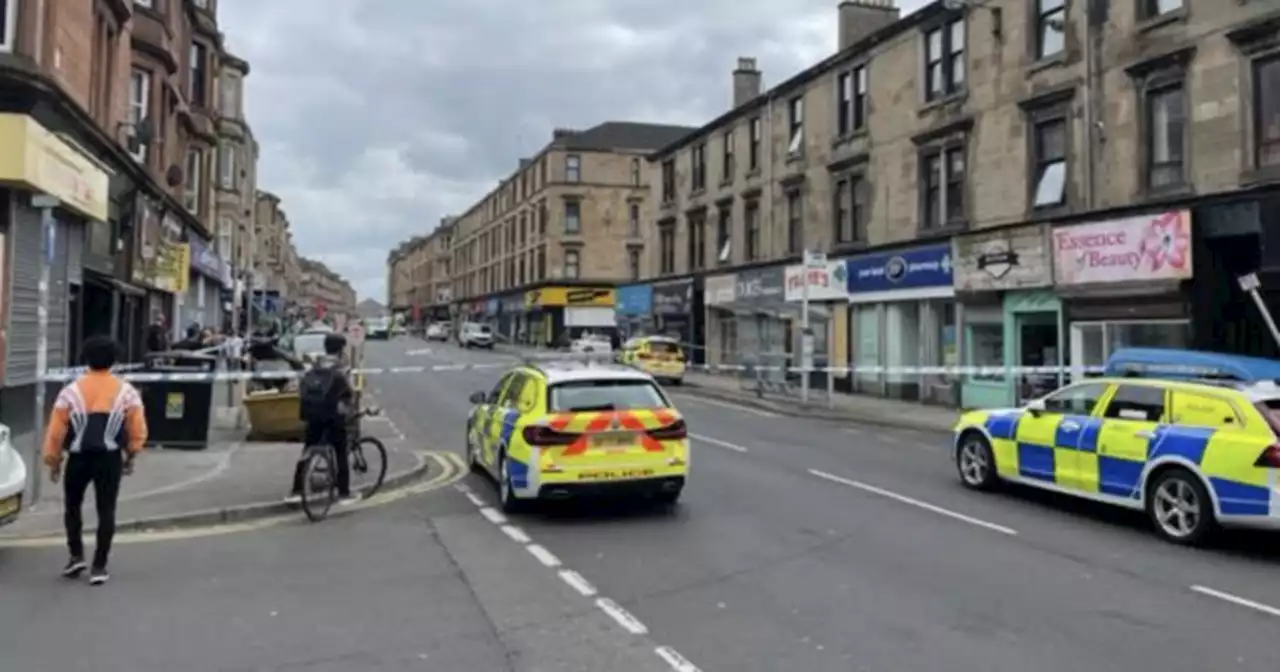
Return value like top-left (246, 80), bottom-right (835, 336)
top-left (732, 57), bottom-right (762, 108)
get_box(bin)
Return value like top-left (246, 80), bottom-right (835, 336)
top-left (136, 352), bottom-right (218, 450)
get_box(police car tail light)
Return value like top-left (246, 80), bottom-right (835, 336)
top-left (1255, 445), bottom-right (1280, 468)
top-left (522, 426), bottom-right (579, 446)
top-left (647, 419), bottom-right (687, 441)
top-left (636, 352), bottom-right (652, 360)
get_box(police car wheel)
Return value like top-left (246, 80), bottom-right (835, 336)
top-left (497, 452), bottom-right (524, 514)
top-left (1147, 469), bottom-right (1216, 545)
top-left (956, 432), bottom-right (997, 490)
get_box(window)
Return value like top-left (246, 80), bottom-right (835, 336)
top-left (691, 143), bottom-right (706, 191)
top-left (565, 155), bottom-right (581, 182)
top-left (548, 380), bottom-right (668, 413)
top-left (564, 201), bottom-right (580, 234)
top-left (833, 175), bottom-right (867, 244)
top-left (630, 158), bottom-right (641, 186)
top-left (921, 144), bottom-right (966, 228)
top-left (127, 68), bottom-right (151, 160)
top-left (536, 246), bottom-right (546, 279)
top-left (687, 211), bottom-right (706, 271)
top-left (837, 66), bottom-right (868, 136)
top-left (135, 0), bottom-right (152, 6)
top-left (520, 212), bottom-right (528, 246)
top-left (1146, 83), bottom-right (1185, 189)
top-left (0, 0), bottom-right (15, 52)
top-left (968, 322), bottom-right (1005, 381)
top-left (628, 249), bottom-right (641, 281)
top-left (716, 206), bottom-right (732, 264)
top-left (924, 19), bottom-right (965, 101)
top-left (748, 117), bottom-right (761, 170)
top-left (722, 129), bottom-right (734, 183)
top-left (1142, 0), bottom-right (1183, 19)
top-left (1036, 0), bottom-right (1065, 60)
top-left (184, 148), bottom-right (204, 213)
top-left (219, 143), bottom-right (236, 189)
top-left (661, 159), bottom-right (676, 203)
top-left (787, 96), bottom-right (804, 155)
top-left (538, 201), bottom-right (547, 235)
top-left (786, 191), bottom-right (802, 254)
top-left (1102, 385), bottom-right (1166, 422)
top-left (192, 0), bottom-right (208, 7)
top-left (745, 201), bottom-right (761, 261)
top-left (190, 42), bottom-right (208, 106)
top-left (1042, 382), bottom-right (1109, 415)
top-left (628, 203), bottom-right (640, 236)
top-left (659, 221), bottom-right (676, 274)
top-left (1031, 117), bottom-right (1067, 208)
top-left (219, 74), bottom-right (238, 118)
top-left (1255, 57), bottom-right (1280, 170)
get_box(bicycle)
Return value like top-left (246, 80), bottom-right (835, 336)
top-left (300, 407), bottom-right (389, 522)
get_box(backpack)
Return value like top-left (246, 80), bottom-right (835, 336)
top-left (298, 365), bottom-right (342, 422)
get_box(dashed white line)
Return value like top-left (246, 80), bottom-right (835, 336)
top-left (690, 433), bottom-right (748, 453)
top-left (526, 544), bottom-right (562, 567)
top-left (1190, 585), bottom-right (1280, 617)
top-left (454, 483), bottom-right (471, 493)
top-left (655, 646), bottom-right (702, 672)
top-left (478, 507), bottom-right (507, 524)
top-left (558, 569), bottom-right (598, 596)
top-left (807, 468), bottom-right (1018, 536)
top-left (596, 598), bottom-right (649, 635)
top-left (464, 493), bottom-right (485, 507)
top-left (679, 395), bottom-right (778, 418)
top-left (500, 524), bottom-right (531, 543)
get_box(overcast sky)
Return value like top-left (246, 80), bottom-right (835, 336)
top-left (217, 0), bottom-right (930, 303)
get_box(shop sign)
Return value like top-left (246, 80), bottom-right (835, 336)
top-left (784, 260), bottom-right (849, 302)
top-left (653, 280), bottom-right (693, 315)
top-left (846, 243), bottom-right (952, 294)
top-left (1052, 210), bottom-right (1192, 286)
top-left (501, 294), bottom-right (525, 313)
top-left (486, 298), bottom-right (500, 316)
top-left (188, 235), bottom-right (229, 285)
top-left (734, 266), bottom-right (785, 305)
top-left (705, 273), bottom-right (737, 306)
top-left (0, 113), bottom-right (109, 221)
top-left (437, 287), bottom-right (453, 303)
top-left (616, 284), bottom-right (653, 317)
top-left (525, 286), bottom-right (616, 308)
top-left (953, 225), bottom-right (1052, 292)
top-left (149, 241), bottom-right (190, 294)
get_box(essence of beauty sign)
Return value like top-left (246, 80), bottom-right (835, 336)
top-left (1052, 210), bottom-right (1193, 286)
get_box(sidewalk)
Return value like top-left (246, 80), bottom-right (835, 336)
top-left (1, 437), bottom-right (430, 540)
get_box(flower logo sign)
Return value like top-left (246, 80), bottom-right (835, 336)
top-left (1052, 210), bottom-right (1193, 286)
top-left (1138, 211), bottom-right (1191, 272)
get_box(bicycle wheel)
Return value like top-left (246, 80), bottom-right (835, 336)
top-left (351, 436), bottom-right (389, 497)
top-left (300, 448), bottom-right (337, 522)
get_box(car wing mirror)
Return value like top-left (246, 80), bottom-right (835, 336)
top-left (1025, 398), bottom-right (1047, 416)
top-left (469, 391), bottom-right (487, 404)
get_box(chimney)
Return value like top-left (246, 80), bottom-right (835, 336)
top-left (838, 0), bottom-right (899, 52)
top-left (732, 57), bottom-right (761, 108)
top-left (552, 128), bottom-right (578, 140)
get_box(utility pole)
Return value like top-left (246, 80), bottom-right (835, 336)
top-left (31, 194), bottom-right (59, 504)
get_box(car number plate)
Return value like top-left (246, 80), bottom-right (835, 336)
top-left (590, 432), bottom-right (635, 451)
top-left (578, 469), bottom-right (656, 480)
top-left (0, 495), bottom-right (20, 518)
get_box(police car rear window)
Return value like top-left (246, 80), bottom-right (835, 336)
top-left (648, 342), bottom-right (680, 354)
top-left (548, 380), bottom-right (668, 412)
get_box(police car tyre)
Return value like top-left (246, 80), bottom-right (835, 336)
top-left (301, 450), bottom-right (337, 522)
top-left (1146, 467), bottom-right (1217, 545)
top-left (496, 451), bottom-right (524, 514)
top-left (956, 431), bottom-right (998, 491)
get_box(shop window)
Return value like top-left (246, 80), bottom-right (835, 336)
top-left (718, 314), bottom-right (738, 366)
top-left (1043, 382), bottom-right (1108, 415)
top-left (968, 322), bottom-right (1004, 381)
top-left (1102, 384), bottom-right (1167, 422)
top-left (1071, 320), bottom-right (1190, 379)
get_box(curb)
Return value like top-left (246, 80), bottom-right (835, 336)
top-left (677, 380), bottom-right (957, 434)
top-left (0, 452), bottom-right (437, 541)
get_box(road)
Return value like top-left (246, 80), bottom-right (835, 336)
top-left (1, 337), bottom-right (1278, 671)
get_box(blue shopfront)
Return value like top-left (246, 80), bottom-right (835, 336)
top-left (846, 242), bottom-right (958, 404)
top-left (615, 283), bottom-right (653, 339)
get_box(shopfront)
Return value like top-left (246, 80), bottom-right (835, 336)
top-left (953, 224), bottom-right (1062, 409)
top-left (704, 266), bottom-right (789, 372)
top-left (187, 234), bottom-right (229, 331)
top-left (846, 242), bottom-right (956, 403)
top-left (615, 283), bottom-right (653, 340)
top-left (784, 259), bottom-right (847, 387)
top-left (1053, 210), bottom-right (1194, 379)
top-left (704, 273), bottom-right (737, 367)
top-left (524, 285), bottom-right (617, 345)
top-left (498, 293), bottom-right (525, 342)
top-left (652, 279), bottom-right (701, 357)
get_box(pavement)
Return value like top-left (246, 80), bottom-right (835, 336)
top-left (3, 337), bottom-right (1280, 671)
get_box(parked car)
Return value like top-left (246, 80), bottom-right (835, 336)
top-left (0, 423), bottom-right (28, 528)
top-left (458, 322), bottom-right (494, 349)
top-left (425, 323), bottom-right (450, 341)
top-left (366, 317), bottom-right (391, 340)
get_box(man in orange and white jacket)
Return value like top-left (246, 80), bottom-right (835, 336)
top-left (43, 336), bottom-right (148, 585)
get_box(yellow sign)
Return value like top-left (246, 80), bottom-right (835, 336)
top-left (525, 286), bottom-right (616, 308)
top-left (165, 393), bottom-right (185, 420)
top-left (152, 241), bottom-right (190, 294)
top-left (0, 113), bottom-right (110, 221)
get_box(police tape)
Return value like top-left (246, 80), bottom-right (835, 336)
top-left (37, 362), bottom-right (513, 383)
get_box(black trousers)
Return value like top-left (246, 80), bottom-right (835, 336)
top-left (292, 421), bottom-right (350, 496)
top-left (63, 451), bottom-right (124, 569)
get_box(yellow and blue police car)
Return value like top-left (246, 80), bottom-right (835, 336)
top-left (465, 358), bottom-right (689, 512)
top-left (954, 377), bottom-right (1280, 545)
top-left (618, 336), bottom-right (687, 385)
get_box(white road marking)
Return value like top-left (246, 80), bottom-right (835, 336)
top-left (500, 525), bottom-right (531, 543)
top-left (596, 598), bottom-right (649, 635)
top-left (807, 469), bottom-right (1018, 536)
top-left (655, 646), bottom-right (702, 672)
top-left (465, 493), bottom-right (485, 507)
top-left (526, 544), bottom-right (562, 567)
top-left (1190, 585), bottom-right (1280, 618)
top-left (454, 483), bottom-right (471, 493)
top-left (558, 569), bottom-right (598, 596)
top-left (406, 348), bottom-right (433, 356)
top-left (479, 507), bottom-right (507, 524)
top-left (678, 395), bottom-right (778, 418)
top-left (691, 433), bottom-right (748, 453)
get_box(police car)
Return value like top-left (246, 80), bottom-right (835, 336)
top-left (953, 376), bottom-right (1280, 545)
top-left (0, 423), bottom-right (27, 527)
top-left (465, 358), bottom-right (689, 512)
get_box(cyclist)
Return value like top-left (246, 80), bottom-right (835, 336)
top-left (287, 332), bottom-right (359, 505)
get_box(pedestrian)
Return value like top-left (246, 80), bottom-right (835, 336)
top-left (144, 313), bottom-right (169, 354)
top-left (43, 336), bottom-right (147, 585)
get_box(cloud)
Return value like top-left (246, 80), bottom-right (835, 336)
top-left (217, 0), bottom-right (931, 302)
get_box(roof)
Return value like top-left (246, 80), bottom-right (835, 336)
top-left (523, 360), bottom-right (655, 384)
top-left (558, 121), bottom-right (698, 153)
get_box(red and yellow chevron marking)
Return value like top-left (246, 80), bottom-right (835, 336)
top-left (546, 409), bottom-right (679, 457)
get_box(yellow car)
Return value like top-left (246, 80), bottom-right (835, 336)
top-left (618, 336), bottom-right (687, 385)
top-left (465, 359), bottom-right (689, 512)
top-left (953, 377), bottom-right (1280, 545)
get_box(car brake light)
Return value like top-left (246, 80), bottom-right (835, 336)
top-left (636, 352), bottom-right (651, 360)
top-left (647, 419), bottom-right (687, 440)
top-left (522, 425), bottom-right (579, 446)
top-left (1257, 445), bottom-right (1280, 468)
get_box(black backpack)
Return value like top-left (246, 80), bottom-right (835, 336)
top-left (298, 365), bottom-right (342, 422)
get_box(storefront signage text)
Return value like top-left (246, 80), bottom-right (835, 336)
top-left (188, 235), bottom-right (229, 285)
top-left (1052, 210), bottom-right (1192, 286)
top-left (846, 243), bottom-right (953, 294)
top-left (653, 280), bottom-right (693, 315)
top-left (525, 286), bottom-right (616, 308)
top-left (615, 284), bottom-right (653, 316)
top-left (953, 225), bottom-right (1052, 292)
top-left (705, 274), bottom-right (736, 306)
top-left (0, 113), bottom-right (110, 222)
top-left (784, 261), bottom-right (848, 302)
top-left (734, 266), bottom-right (784, 304)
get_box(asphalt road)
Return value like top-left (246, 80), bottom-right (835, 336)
top-left (2, 337), bottom-right (1278, 672)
